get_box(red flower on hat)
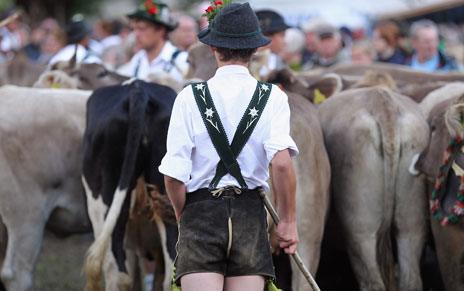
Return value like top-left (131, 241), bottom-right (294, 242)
top-left (148, 6), bottom-right (157, 15)
top-left (144, 0), bottom-right (158, 15)
top-left (203, 0), bottom-right (231, 22)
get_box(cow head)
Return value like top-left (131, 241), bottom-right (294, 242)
top-left (409, 94), bottom-right (464, 227)
top-left (49, 61), bottom-right (129, 90)
top-left (416, 94), bottom-right (464, 179)
top-left (267, 68), bottom-right (342, 104)
top-left (185, 42), bottom-right (217, 81)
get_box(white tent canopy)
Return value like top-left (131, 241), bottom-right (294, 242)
top-left (248, 0), bottom-right (458, 27)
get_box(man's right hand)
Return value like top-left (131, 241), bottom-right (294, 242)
top-left (275, 220), bottom-right (299, 254)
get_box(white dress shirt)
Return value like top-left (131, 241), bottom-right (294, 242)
top-left (48, 44), bottom-right (102, 66)
top-left (158, 65), bottom-right (298, 192)
top-left (117, 41), bottom-right (188, 83)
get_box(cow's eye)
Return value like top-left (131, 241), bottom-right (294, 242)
top-left (97, 70), bottom-right (109, 78)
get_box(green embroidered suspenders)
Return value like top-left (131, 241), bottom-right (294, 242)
top-left (191, 81), bottom-right (272, 190)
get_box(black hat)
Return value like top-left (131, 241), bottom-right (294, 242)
top-left (255, 9), bottom-right (289, 35)
top-left (66, 15), bottom-right (92, 44)
top-left (127, 0), bottom-right (177, 31)
top-left (198, 3), bottom-right (270, 50)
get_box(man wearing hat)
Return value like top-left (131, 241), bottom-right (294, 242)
top-left (118, 0), bottom-right (188, 82)
top-left (48, 14), bottom-right (101, 66)
top-left (255, 9), bottom-right (289, 78)
top-left (159, 2), bottom-right (298, 290)
top-left (302, 21), bottom-right (349, 70)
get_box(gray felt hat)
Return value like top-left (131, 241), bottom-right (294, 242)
top-left (198, 2), bottom-right (270, 49)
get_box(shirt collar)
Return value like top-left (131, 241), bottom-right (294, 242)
top-left (140, 41), bottom-right (177, 65)
top-left (214, 65), bottom-right (251, 77)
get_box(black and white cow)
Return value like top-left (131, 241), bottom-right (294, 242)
top-left (81, 80), bottom-right (177, 291)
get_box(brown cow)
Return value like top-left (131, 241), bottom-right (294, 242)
top-left (416, 94), bottom-right (464, 291)
top-left (0, 53), bottom-right (46, 87)
top-left (284, 93), bottom-right (331, 290)
top-left (319, 86), bottom-right (430, 291)
top-left (327, 63), bottom-right (464, 102)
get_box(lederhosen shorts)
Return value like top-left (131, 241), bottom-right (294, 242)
top-left (174, 186), bottom-right (275, 283)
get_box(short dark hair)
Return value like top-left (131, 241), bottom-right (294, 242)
top-left (215, 47), bottom-right (257, 62)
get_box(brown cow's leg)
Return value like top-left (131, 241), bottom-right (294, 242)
top-left (431, 219), bottom-right (464, 291)
top-left (394, 153), bottom-right (426, 291)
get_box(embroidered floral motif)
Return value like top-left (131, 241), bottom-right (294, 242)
top-left (205, 108), bottom-right (215, 118)
top-left (195, 84), bottom-right (220, 133)
top-left (248, 107), bottom-right (259, 118)
top-left (430, 136), bottom-right (464, 226)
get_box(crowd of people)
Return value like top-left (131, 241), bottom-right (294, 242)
top-left (0, 1), bottom-right (462, 86)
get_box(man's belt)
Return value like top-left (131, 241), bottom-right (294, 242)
top-left (185, 186), bottom-right (261, 205)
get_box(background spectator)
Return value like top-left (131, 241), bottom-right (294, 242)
top-left (351, 40), bottom-right (375, 65)
top-left (169, 14), bottom-right (198, 51)
top-left (407, 19), bottom-right (458, 72)
top-left (281, 27), bottom-right (305, 71)
top-left (303, 22), bottom-right (350, 70)
top-left (372, 20), bottom-right (409, 65)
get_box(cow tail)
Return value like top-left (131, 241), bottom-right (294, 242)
top-left (375, 89), bottom-right (400, 291)
top-left (84, 80), bottom-right (148, 291)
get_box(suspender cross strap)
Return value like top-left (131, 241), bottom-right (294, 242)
top-left (192, 81), bottom-right (272, 190)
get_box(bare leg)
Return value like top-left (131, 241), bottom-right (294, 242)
top-left (224, 275), bottom-right (265, 291)
top-left (181, 273), bottom-right (224, 291)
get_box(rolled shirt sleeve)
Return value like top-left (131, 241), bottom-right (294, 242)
top-left (263, 86), bottom-right (299, 163)
top-left (158, 89), bottom-right (194, 183)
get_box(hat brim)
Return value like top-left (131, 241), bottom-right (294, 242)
top-left (127, 11), bottom-right (177, 31)
top-left (263, 23), bottom-right (291, 35)
top-left (198, 28), bottom-right (271, 50)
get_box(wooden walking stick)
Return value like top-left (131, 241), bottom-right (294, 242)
top-left (258, 189), bottom-right (322, 291)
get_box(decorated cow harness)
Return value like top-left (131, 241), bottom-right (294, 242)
top-left (430, 137), bottom-right (464, 225)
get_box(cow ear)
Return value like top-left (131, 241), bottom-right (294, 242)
top-left (308, 73), bottom-right (343, 104)
top-left (266, 68), bottom-right (297, 87)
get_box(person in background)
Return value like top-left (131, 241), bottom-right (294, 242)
top-left (302, 22), bottom-right (349, 70)
top-left (300, 18), bottom-right (323, 69)
top-left (23, 18), bottom-right (60, 62)
top-left (351, 40), bottom-right (375, 65)
top-left (0, 8), bottom-right (28, 55)
top-left (255, 9), bottom-right (289, 78)
top-left (93, 19), bottom-right (123, 51)
top-left (169, 14), bottom-right (198, 51)
top-left (118, 0), bottom-right (188, 82)
top-left (372, 20), bottom-right (409, 65)
top-left (38, 27), bottom-right (66, 64)
top-left (407, 19), bottom-right (458, 72)
top-left (48, 14), bottom-right (101, 66)
top-left (281, 27), bottom-right (305, 71)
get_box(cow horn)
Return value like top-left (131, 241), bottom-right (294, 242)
top-left (69, 44), bottom-right (78, 69)
top-left (445, 103), bottom-right (464, 139)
